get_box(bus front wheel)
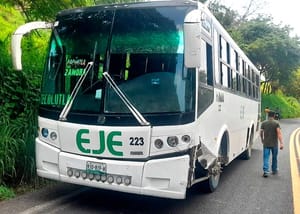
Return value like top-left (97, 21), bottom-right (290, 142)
top-left (201, 161), bottom-right (221, 193)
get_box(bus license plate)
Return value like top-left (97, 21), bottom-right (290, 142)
top-left (86, 161), bottom-right (107, 175)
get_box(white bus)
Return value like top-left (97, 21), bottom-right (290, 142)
top-left (11, 0), bottom-right (260, 199)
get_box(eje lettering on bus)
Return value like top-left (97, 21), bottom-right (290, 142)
top-left (76, 129), bottom-right (123, 156)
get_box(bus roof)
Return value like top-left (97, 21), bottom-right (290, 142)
top-left (57, 0), bottom-right (198, 17)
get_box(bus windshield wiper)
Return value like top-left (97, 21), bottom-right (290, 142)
top-left (59, 61), bottom-right (94, 121)
top-left (101, 11), bottom-right (149, 126)
top-left (103, 72), bottom-right (150, 126)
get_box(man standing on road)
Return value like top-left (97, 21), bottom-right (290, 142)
top-left (260, 111), bottom-right (284, 177)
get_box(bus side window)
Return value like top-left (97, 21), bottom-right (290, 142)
top-left (199, 40), bottom-right (213, 86)
top-left (198, 39), bottom-right (214, 117)
top-left (206, 43), bottom-right (213, 86)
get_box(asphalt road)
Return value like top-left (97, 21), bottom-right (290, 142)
top-left (0, 119), bottom-right (298, 214)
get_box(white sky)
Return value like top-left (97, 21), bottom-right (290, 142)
top-left (219, 0), bottom-right (300, 36)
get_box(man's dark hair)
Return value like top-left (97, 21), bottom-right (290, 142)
top-left (268, 111), bottom-right (275, 117)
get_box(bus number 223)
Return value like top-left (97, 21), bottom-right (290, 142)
top-left (129, 137), bottom-right (144, 146)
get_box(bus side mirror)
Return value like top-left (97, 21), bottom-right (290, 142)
top-left (184, 23), bottom-right (201, 68)
top-left (11, 21), bottom-right (53, 71)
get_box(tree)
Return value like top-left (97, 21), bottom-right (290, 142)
top-left (232, 18), bottom-right (300, 93)
top-left (2, 0), bottom-right (93, 21)
top-left (3, 0), bottom-right (141, 21)
top-left (209, 1), bottom-right (239, 30)
top-left (287, 69), bottom-right (300, 100)
top-left (237, 0), bottom-right (267, 23)
top-left (208, 1), bottom-right (300, 94)
top-left (208, 0), bottom-right (265, 30)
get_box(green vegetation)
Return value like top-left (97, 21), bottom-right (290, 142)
top-left (209, 1), bottom-right (300, 119)
top-left (209, 1), bottom-right (300, 95)
top-left (0, 0), bottom-right (300, 201)
top-left (261, 93), bottom-right (300, 120)
top-left (0, 4), bottom-right (49, 200)
top-left (0, 185), bottom-right (15, 200)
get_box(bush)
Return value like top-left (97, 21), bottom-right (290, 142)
top-left (0, 5), bottom-right (48, 187)
top-left (0, 66), bottom-right (40, 185)
top-left (0, 185), bottom-right (15, 201)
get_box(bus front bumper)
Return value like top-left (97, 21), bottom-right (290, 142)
top-left (36, 139), bottom-right (190, 199)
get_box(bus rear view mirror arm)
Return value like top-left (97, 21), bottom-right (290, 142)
top-left (11, 21), bottom-right (53, 71)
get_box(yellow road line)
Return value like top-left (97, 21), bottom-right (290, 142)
top-left (290, 128), bottom-right (300, 214)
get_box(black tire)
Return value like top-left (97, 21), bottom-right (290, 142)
top-left (241, 144), bottom-right (252, 160)
top-left (200, 137), bottom-right (225, 193)
top-left (201, 171), bottom-right (220, 193)
top-left (241, 131), bottom-right (253, 160)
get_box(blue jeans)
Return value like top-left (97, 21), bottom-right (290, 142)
top-left (263, 147), bottom-right (278, 173)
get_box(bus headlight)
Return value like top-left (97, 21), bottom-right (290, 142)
top-left (39, 127), bottom-right (59, 148)
top-left (50, 131), bottom-right (58, 141)
top-left (167, 136), bottom-right (179, 147)
top-left (41, 128), bottom-right (49, 138)
top-left (181, 135), bottom-right (191, 143)
top-left (154, 139), bottom-right (164, 149)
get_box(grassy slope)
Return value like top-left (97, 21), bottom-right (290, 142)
top-left (0, 5), bottom-right (24, 43)
top-left (261, 93), bottom-right (300, 119)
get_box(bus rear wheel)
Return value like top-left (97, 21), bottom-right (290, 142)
top-left (241, 131), bottom-right (253, 160)
top-left (241, 144), bottom-right (252, 160)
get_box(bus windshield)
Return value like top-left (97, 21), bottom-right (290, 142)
top-left (40, 6), bottom-right (195, 125)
